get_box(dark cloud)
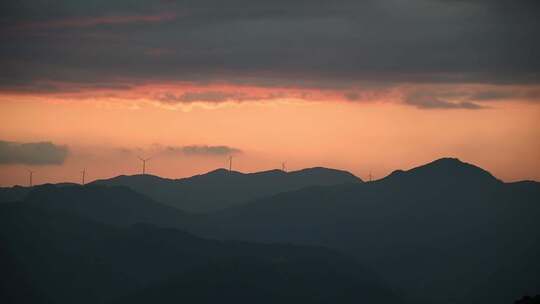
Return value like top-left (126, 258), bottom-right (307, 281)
top-left (415, 100), bottom-right (484, 110)
top-left (344, 92), bottom-right (360, 101)
top-left (470, 91), bottom-right (516, 101)
top-left (6, 13), bottom-right (176, 31)
top-left (469, 89), bottom-right (540, 102)
top-left (155, 91), bottom-right (292, 104)
top-left (403, 86), bottom-right (540, 109)
top-left (157, 91), bottom-right (248, 103)
top-left (168, 145), bottom-right (241, 156)
top-left (404, 91), bottom-right (484, 110)
top-left (0, 0), bottom-right (539, 93)
top-left (111, 144), bottom-right (242, 156)
top-left (0, 140), bottom-right (68, 165)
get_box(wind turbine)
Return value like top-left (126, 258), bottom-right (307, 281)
top-left (138, 156), bottom-right (152, 175)
top-left (228, 155), bottom-right (233, 172)
top-left (282, 161), bottom-right (287, 172)
top-left (368, 170), bottom-right (373, 182)
top-left (81, 169), bottom-right (86, 185)
top-left (27, 169), bottom-right (34, 187)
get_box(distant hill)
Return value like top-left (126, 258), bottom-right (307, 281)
top-left (189, 158), bottom-right (540, 304)
top-left (0, 185), bottom-right (31, 203)
top-left (89, 167), bottom-right (361, 213)
top-left (22, 184), bottom-right (191, 228)
top-left (0, 182), bottom-right (78, 203)
top-left (384, 157), bottom-right (502, 186)
top-left (0, 201), bottom-right (403, 304)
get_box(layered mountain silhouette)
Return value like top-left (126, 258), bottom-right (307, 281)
top-left (187, 158), bottom-right (540, 304)
top-left (0, 200), bottom-right (402, 304)
top-left (22, 184), bottom-right (191, 228)
top-left (89, 167), bottom-right (361, 212)
top-left (1, 157), bottom-right (538, 304)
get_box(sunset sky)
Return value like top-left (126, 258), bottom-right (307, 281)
top-left (1, 0), bottom-right (539, 186)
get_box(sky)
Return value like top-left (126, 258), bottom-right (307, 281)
top-left (1, 0), bottom-right (539, 186)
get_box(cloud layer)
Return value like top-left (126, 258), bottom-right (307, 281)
top-left (0, 140), bottom-right (68, 165)
top-left (404, 91), bottom-right (484, 110)
top-left (1, 0), bottom-right (539, 95)
top-left (168, 145), bottom-right (241, 156)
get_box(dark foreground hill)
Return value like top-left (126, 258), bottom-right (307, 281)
top-left (89, 167), bottom-right (361, 212)
top-left (0, 200), bottom-right (403, 304)
top-left (189, 158), bottom-right (540, 304)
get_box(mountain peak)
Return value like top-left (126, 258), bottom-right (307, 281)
top-left (95, 174), bottom-right (169, 183)
top-left (385, 157), bottom-right (501, 185)
top-left (290, 167), bottom-right (363, 182)
top-left (434, 156), bottom-right (459, 162)
top-left (194, 168), bottom-right (243, 179)
top-left (205, 168), bottom-right (231, 175)
top-left (252, 169), bottom-right (286, 175)
top-left (422, 157), bottom-right (491, 173)
top-left (429, 157), bottom-right (464, 166)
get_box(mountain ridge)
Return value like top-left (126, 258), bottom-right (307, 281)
top-left (2, 157), bottom-right (538, 304)
top-left (89, 166), bottom-right (362, 213)
top-left (185, 158), bottom-right (540, 304)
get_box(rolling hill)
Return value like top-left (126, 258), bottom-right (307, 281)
top-left (89, 167), bottom-right (361, 212)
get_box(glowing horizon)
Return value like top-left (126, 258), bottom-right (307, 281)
top-left (1, 83), bottom-right (539, 186)
top-left (1, 0), bottom-right (539, 186)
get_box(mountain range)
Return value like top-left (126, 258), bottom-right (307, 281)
top-left (1, 157), bottom-right (538, 304)
top-left (89, 167), bottom-right (361, 213)
top-left (0, 167), bottom-right (360, 214)
top-left (190, 158), bottom-right (540, 304)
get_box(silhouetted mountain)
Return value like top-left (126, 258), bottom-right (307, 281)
top-left (385, 157), bottom-right (501, 187)
top-left (0, 183), bottom-right (79, 203)
top-left (0, 201), bottom-right (403, 304)
top-left (4, 158), bottom-right (538, 304)
top-left (0, 185), bottom-right (31, 203)
top-left (188, 158), bottom-right (540, 304)
top-left (22, 184), bottom-right (191, 228)
top-left (90, 167), bottom-right (361, 212)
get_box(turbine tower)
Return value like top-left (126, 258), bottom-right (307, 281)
top-left (81, 169), bottom-right (86, 185)
top-left (368, 170), bottom-right (372, 182)
top-left (27, 169), bottom-right (34, 187)
top-left (228, 155), bottom-right (233, 172)
top-left (282, 161), bottom-right (287, 172)
top-left (138, 156), bottom-right (151, 175)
